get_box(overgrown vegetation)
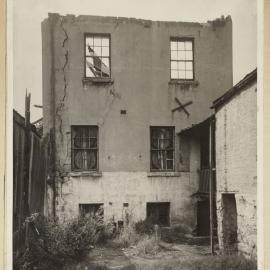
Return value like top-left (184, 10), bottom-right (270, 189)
top-left (133, 254), bottom-right (257, 270)
top-left (134, 218), bottom-right (154, 235)
top-left (14, 213), bottom-right (257, 270)
top-left (14, 211), bottom-right (114, 270)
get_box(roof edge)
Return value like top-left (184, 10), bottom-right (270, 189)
top-left (212, 68), bottom-right (257, 110)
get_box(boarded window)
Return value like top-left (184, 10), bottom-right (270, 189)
top-left (150, 127), bottom-right (174, 171)
top-left (85, 34), bottom-right (110, 78)
top-left (170, 38), bottom-right (194, 80)
top-left (71, 126), bottom-right (98, 171)
top-left (147, 202), bottom-right (170, 226)
top-left (79, 203), bottom-right (104, 218)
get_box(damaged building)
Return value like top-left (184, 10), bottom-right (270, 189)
top-left (212, 69), bottom-right (257, 257)
top-left (41, 13), bottom-right (233, 233)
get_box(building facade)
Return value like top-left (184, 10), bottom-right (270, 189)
top-left (213, 69), bottom-right (257, 257)
top-left (42, 13), bottom-right (232, 230)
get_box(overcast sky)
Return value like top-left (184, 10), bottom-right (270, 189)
top-left (13, 0), bottom-right (257, 121)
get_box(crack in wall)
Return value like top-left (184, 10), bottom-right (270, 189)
top-left (55, 17), bottom-right (69, 142)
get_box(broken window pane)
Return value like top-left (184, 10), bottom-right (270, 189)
top-left (94, 47), bottom-right (102, 56)
top-left (170, 38), bottom-right (194, 80)
top-left (72, 126), bottom-right (98, 171)
top-left (150, 127), bottom-right (174, 171)
top-left (85, 34), bottom-right (110, 78)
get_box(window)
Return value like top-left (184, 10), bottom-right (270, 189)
top-left (85, 34), bottom-right (110, 78)
top-left (147, 202), bottom-right (170, 226)
top-left (170, 38), bottom-right (194, 80)
top-left (79, 203), bottom-right (104, 219)
top-left (150, 127), bottom-right (175, 171)
top-left (71, 126), bottom-right (98, 171)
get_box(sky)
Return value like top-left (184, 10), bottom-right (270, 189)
top-left (12, 0), bottom-right (257, 121)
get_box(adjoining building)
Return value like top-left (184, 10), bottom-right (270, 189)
top-left (42, 13), bottom-right (233, 233)
top-left (212, 69), bottom-right (257, 257)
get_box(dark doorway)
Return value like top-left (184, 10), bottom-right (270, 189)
top-left (222, 194), bottom-right (238, 253)
top-left (197, 200), bottom-right (210, 236)
top-left (146, 202), bottom-right (170, 226)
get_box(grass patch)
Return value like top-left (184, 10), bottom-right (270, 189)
top-left (133, 254), bottom-right (257, 270)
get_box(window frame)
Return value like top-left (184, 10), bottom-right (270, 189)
top-left (146, 202), bottom-right (171, 227)
top-left (84, 33), bottom-right (111, 79)
top-left (150, 126), bottom-right (175, 172)
top-left (71, 125), bottom-right (99, 172)
top-left (170, 37), bottom-right (195, 81)
top-left (79, 203), bottom-right (104, 219)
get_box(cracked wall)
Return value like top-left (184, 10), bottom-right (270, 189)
top-left (215, 81), bottom-right (257, 258)
top-left (42, 14), bottom-right (233, 228)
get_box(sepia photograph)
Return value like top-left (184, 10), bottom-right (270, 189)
top-left (9, 0), bottom-right (258, 269)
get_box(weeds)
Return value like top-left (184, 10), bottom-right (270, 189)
top-left (13, 211), bottom-right (114, 270)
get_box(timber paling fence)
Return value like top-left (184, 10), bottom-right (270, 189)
top-left (13, 94), bottom-right (49, 254)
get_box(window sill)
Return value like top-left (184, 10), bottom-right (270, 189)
top-left (169, 80), bottom-right (199, 87)
top-left (69, 171), bottom-right (102, 177)
top-left (147, 172), bottom-right (181, 177)
top-left (82, 77), bottom-right (114, 86)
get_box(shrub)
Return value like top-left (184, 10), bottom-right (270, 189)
top-left (113, 222), bottom-right (141, 248)
top-left (135, 218), bottom-right (154, 235)
top-left (135, 235), bottom-right (161, 256)
top-left (133, 254), bottom-right (257, 270)
top-left (13, 212), bottom-right (114, 270)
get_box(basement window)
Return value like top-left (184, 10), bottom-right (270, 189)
top-left (147, 202), bottom-right (170, 226)
top-left (71, 126), bottom-right (98, 171)
top-left (150, 127), bottom-right (175, 171)
top-left (170, 38), bottom-right (194, 80)
top-left (85, 34), bottom-right (111, 78)
top-left (79, 203), bottom-right (104, 218)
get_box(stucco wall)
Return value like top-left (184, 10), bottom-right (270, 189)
top-left (55, 172), bottom-right (198, 226)
top-left (42, 14), bottom-right (233, 228)
top-left (215, 82), bottom-right (257, 257)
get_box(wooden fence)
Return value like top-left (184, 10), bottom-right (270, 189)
top-left (13, 94), bottom-right (47, 253)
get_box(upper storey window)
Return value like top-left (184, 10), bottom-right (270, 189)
top-left (170, 38), bottom-right (194, 80)
top-left (85, 34), bottom-right (110, 78)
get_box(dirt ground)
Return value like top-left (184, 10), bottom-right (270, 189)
top-left (64, 242), bottom-right (213, 270)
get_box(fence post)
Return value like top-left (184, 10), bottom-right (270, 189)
top-left (209, 117), bottom-right (214, 255)
top-left (24, 91), bottom-right (31, 246)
